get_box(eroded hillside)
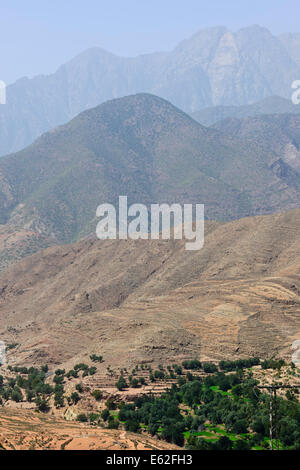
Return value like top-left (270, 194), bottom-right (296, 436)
top-left (0, 210), bottom-right (300, 369)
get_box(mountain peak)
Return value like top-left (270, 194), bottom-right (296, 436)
top-left (1, 25), bottom-right (300, 157)
top-left (238, 24), bottom-right (272, 34)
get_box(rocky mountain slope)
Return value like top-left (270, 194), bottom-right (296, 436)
top-left (0, 25), bottom-right (299, 157)
top-left (1, 93), bottom-right (300, 271)
top-left (1, 209), bottom-right (300, 369)
top-left (214, 113), bottom-right (300, 174)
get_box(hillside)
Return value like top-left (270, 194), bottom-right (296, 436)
top-left (1, 94), bottom-right (300, 271)
top-left (1, 209), bottom-right (300, 369)
top-left (0, 408), bottom-right (178, 450)
top-left (0, 25), bottom-right (299, 157)
top-left (214, 113), bottom-right (300, 174)
top-left (0, 93), bottom-right (248, 246)
top-left (191, 96), bottom-right (300, 127)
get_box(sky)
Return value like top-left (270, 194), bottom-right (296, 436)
top-left (0, 0), bottom-right (299, 84)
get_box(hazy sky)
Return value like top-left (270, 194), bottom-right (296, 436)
top-left (0, 0), bottom-right (299, 84)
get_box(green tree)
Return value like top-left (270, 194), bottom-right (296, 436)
top-left (101, 408), bottom-right (110, 422)
top-left (116, 376), bottom-right (127, 391)
top-left (71, 392), bottom-right (80, 404)
top-left (93, 389), bottom-right (103, 401)
top-left (77, 413), bottom-right (88, 422)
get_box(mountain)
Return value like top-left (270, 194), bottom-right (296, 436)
top-left (0, 25), bottom-right (299, 157)
top-left (191, 96), bottom-right (300, 126)
top-left (213, 113), bottom-right (300, 174)
top-left (1, 209), bottom-right (300, 368)
top-left (1, 94), bottom-right (300, 270)
top-left (0, 93), bottom-right (250, 244)
top-left (279, 33), bottom-right (300, 67)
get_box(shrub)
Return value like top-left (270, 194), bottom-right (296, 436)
top-left (116, 376), bottom-right (127, 391)
top-left (154, 370), bottom-right (165, 380)
top-left (77, 413), bottom-right (88, 422)
top-left (71, 392), bottom-right (80, 404)
top-left (203, 363), bottom-right (218, 374)
top-left (182, 360), bottom-right (202, 370)
top-left (90, 354), bottom-right (103, 363)
top-left (234, 439), bottom-right (251, 450)
top-left (92, 390), bottom-right (102, 401)
top-left (88, 367), bottom-right (97, 376)
top-left (89, 413), bottom-right (99, 423)
top-left (105, 398), bottom-right (116, 410)
top-left (101, 409), bottom-right (110, 421)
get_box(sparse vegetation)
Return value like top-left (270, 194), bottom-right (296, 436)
top-left (1, 357), bottom-right (299, 450)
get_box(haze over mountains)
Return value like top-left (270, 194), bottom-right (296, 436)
top-left (1, 93), bottom-right (300, 270)
top-left (279, 33), bottom-right (300, 67)
top-left (191, 96), bottom-right (300, 127)
top-left (1, 25), bottom-right (300, 157)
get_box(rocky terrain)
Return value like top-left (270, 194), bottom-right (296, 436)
top-left (1, 94), bottom-right (300, 272)
top-left (1, 15), bottom-right (300, 452)
top-left (0, 209), bottom-right (300, 371)
top-left (0, 408), bottom-right (178, 450)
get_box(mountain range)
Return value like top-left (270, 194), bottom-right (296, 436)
top-left (1, 22), bottom-right (300, 451)
top-left (1, 208), bottom-right (300, 368)
top-left (1, 93), bottom-right (300, 270)
top-left (1, 25), bottom-right (300, 157)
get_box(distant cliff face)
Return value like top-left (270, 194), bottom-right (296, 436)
top-left (279, 33), bottom-right (300, 67)
top-left (0, 25), bottom-right (299, 157)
